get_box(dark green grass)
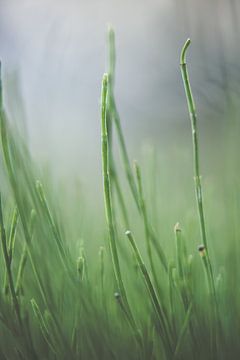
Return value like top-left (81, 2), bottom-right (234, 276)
top-left (0, 31), bottom-right (239, 359)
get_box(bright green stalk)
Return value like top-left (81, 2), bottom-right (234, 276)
top-left (180, 39), bottom-right (217, 298)
top-left (180, 39), bottom-right (219, 354)
top-left (125, 230), bottom-right (173, 356)
top-left (101, 73), bottom-right (122, 293)
top-left (180, 40), bottom-right (210, 259)
top-left (107, 27), bottom-right (130, 229)
top-left (180, 40), bottom-right (208, 249)
top-left (107, 27), bottom-right (139, 209)
top-left (107, 27), bottom-right (168, 273)
top-left (101, 73), bottom-right (137, 332)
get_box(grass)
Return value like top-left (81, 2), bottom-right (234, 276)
top-left (0, 29), bottom-right (239, 359)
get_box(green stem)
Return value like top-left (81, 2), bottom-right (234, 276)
top-left (0, 195), bottom-right (22, 330)
top-left (107, 28), bottom-right (167, 272)
top-left (180, 39), bottom-right (216, 294)
top-left (126, 230), bottom-right (173, 357)
top-left (180, 39), bottom-right (219, 354)
top-left (107, 27), bottom-right (139, 210)
top-left (3, 206), bottom-right (19, 294)
top-left (180, 39), bottom-right (208, 251)
top-left (101, 73), bottom-right (137, 333)
top-left (134, 161), bottom-right (165, 295)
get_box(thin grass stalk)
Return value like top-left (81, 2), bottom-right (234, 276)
top-left (180, 40), bottom-right (218, 300)
top-left (3, 206), bottom-right (19, 294)
top-left (134, 161), bottom-right (164, 294)
top-left (174, 302), bottom-right (193, 358)
top-left (15, 210), bottom-right (36, 295)
top-left (107, 28), bottom-right (168, 273)
top-left (174, 223), bottom-right (189, 308)
top-left (125, 230), bottom-right (173, 357)
top-left (107, 27), bottom-right (130, 229)
top-left (107, 28), bottom-right (139, 209)
top-left (180, 39), bottom-right (219, 354)
top-left (168, 262), bottom-right (177, 341)
top-left (180, 39), bottom-right (215, 286)
top-left (31, 299), bottom-right (58, 356)
top-left (36, 180), bottom-right (69, 269)
top-left (114, 292), bottom-right (142, 347)
top-left (99, 246), bottom-right (104, 299)
top-left (0, 195), bottom-right (22, 329)
top-left (7, 205), bottom-right (19, 263)
top-left (100, 73), bottom-right (138, 336)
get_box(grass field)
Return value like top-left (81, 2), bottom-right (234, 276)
top-left (0, 28), bottom-right (239, 359)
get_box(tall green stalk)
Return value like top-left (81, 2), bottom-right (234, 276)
top-left (101, 73), bottom-right (138, 337)
top-left (107, 27), bottom-right (168, 273)
top-left (106, 27), bottom-right (139, 210)
top-left (180, 39), bottom-right (219, 354)
top-left (180, 39), bottom-right (216, 293)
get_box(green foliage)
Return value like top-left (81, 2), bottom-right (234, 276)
top-left (0, 32), bottom-right (239, 359)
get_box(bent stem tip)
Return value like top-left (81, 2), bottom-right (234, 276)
top-left (180, 39), bottom-right (191, 65)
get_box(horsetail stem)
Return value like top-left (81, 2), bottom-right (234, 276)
top-left (125, 230), bottom-right (173, 356)
top-left (101, 73), bottom-right (136, 330)
top-left (15, 209), bottom-right (36, 295)
top-left (106, 28), bottom-right (139, 209)
top-left (180, 39), bottom-right (217, 297)
top-left (107, 27), bottom-right (167, 273)
top-left (134, 161), bottom-right (158, 287)
top-left (180, 40), bottom-right (209, 255)
top-left (3, 206), bottom-right (19, 294)
top-left (180, 38), bottom-right (219, 355)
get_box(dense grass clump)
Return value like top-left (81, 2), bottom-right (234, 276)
top-left (0, 29), bottom-right (240, 359)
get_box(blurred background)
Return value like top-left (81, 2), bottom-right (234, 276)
top-left (0, 0), bottom-right (239, 213)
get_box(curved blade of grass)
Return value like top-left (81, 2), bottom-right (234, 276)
top-left (15, 210), bottom-right (36, 295)
top-left (174, 302), bottom-right (193, 358)
top-left (125, 230), bottom-right (173, 357)
top-left (3, 206), bottom-right (19, 294)
top-left (31, 299), bottom-right (59, 356)
top-left (36, 180), bottom-right (69, 270)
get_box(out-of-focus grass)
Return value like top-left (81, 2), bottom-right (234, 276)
top-left (0, 30), bottom-right (239, 360)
